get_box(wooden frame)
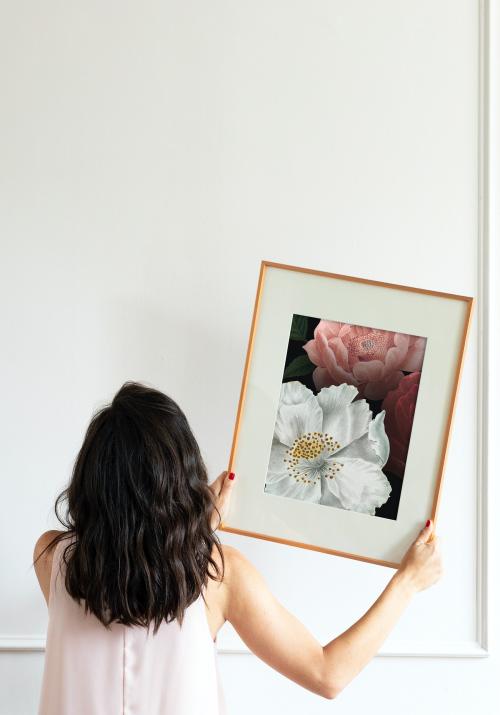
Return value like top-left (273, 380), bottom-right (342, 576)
top-left (221, 260), bottom-right (475, 568)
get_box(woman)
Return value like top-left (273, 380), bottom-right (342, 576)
top-left (34, 381), bottom-right (442, 714)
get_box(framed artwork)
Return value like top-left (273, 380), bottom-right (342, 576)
top-left (221, 260), bottom-right (474, 568)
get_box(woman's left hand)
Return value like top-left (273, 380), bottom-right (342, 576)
top-left (208, 470), bottom-right (235, 531)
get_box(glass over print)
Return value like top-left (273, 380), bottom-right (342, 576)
top-left (264, 314), bottom-right (428, 520)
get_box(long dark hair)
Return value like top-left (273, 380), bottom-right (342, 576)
top-left (34, 381), bottom-right (224, 633)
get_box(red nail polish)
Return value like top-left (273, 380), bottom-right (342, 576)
top-left (426, 519), bottom-right (431, 527)
top-left (228, 472), bottom-right (235, 480)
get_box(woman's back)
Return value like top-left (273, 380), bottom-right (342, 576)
top-left (35, 380), bottom-right (442, 712)
top-left (38, 534), bottom-right (227, 715)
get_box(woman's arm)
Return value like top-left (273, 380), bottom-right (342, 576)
top-left (224, 519), bottom-right (442, 700)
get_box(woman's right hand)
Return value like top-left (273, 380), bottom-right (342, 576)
top-left (397, 519), bottom-right (443, 593)
top-left (208, 470), bottom-right (235, 531)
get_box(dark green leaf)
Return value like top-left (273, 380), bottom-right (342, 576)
top-left (289, 314), bottom-right (309, 341)
top-left (283, 354), bottom-right (314, 379)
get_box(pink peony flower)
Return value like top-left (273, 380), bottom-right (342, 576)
top-left (381, 371), bottom-right (421, 478)
top-left (303, 320), bottom-right (426, 401)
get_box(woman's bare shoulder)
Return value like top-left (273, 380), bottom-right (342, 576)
top-left (33, 529), bottom-right (66, 569)
top-left (209, 542), bottom-right (264, 607)
top-left (33, 529), bottom-right (66, 604)
top-left (209, 542), bottom-right (251, 582)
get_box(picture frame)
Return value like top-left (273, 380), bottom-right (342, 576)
top-left (221, 260), bottom-right (475, 568)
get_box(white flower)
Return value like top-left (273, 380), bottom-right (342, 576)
top-left (264, 381), bottom-right (392, 515)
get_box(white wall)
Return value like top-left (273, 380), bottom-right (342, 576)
top-left (1, 1), bottom-right (498, 713)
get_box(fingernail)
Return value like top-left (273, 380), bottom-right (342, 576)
top-left (426, 519), bottom-right (431, 527)
top-left (228, 472), bottom-right (235, 480)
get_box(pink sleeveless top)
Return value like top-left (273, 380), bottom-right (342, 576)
top-left (38, 535), bottom-right (227, 715)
